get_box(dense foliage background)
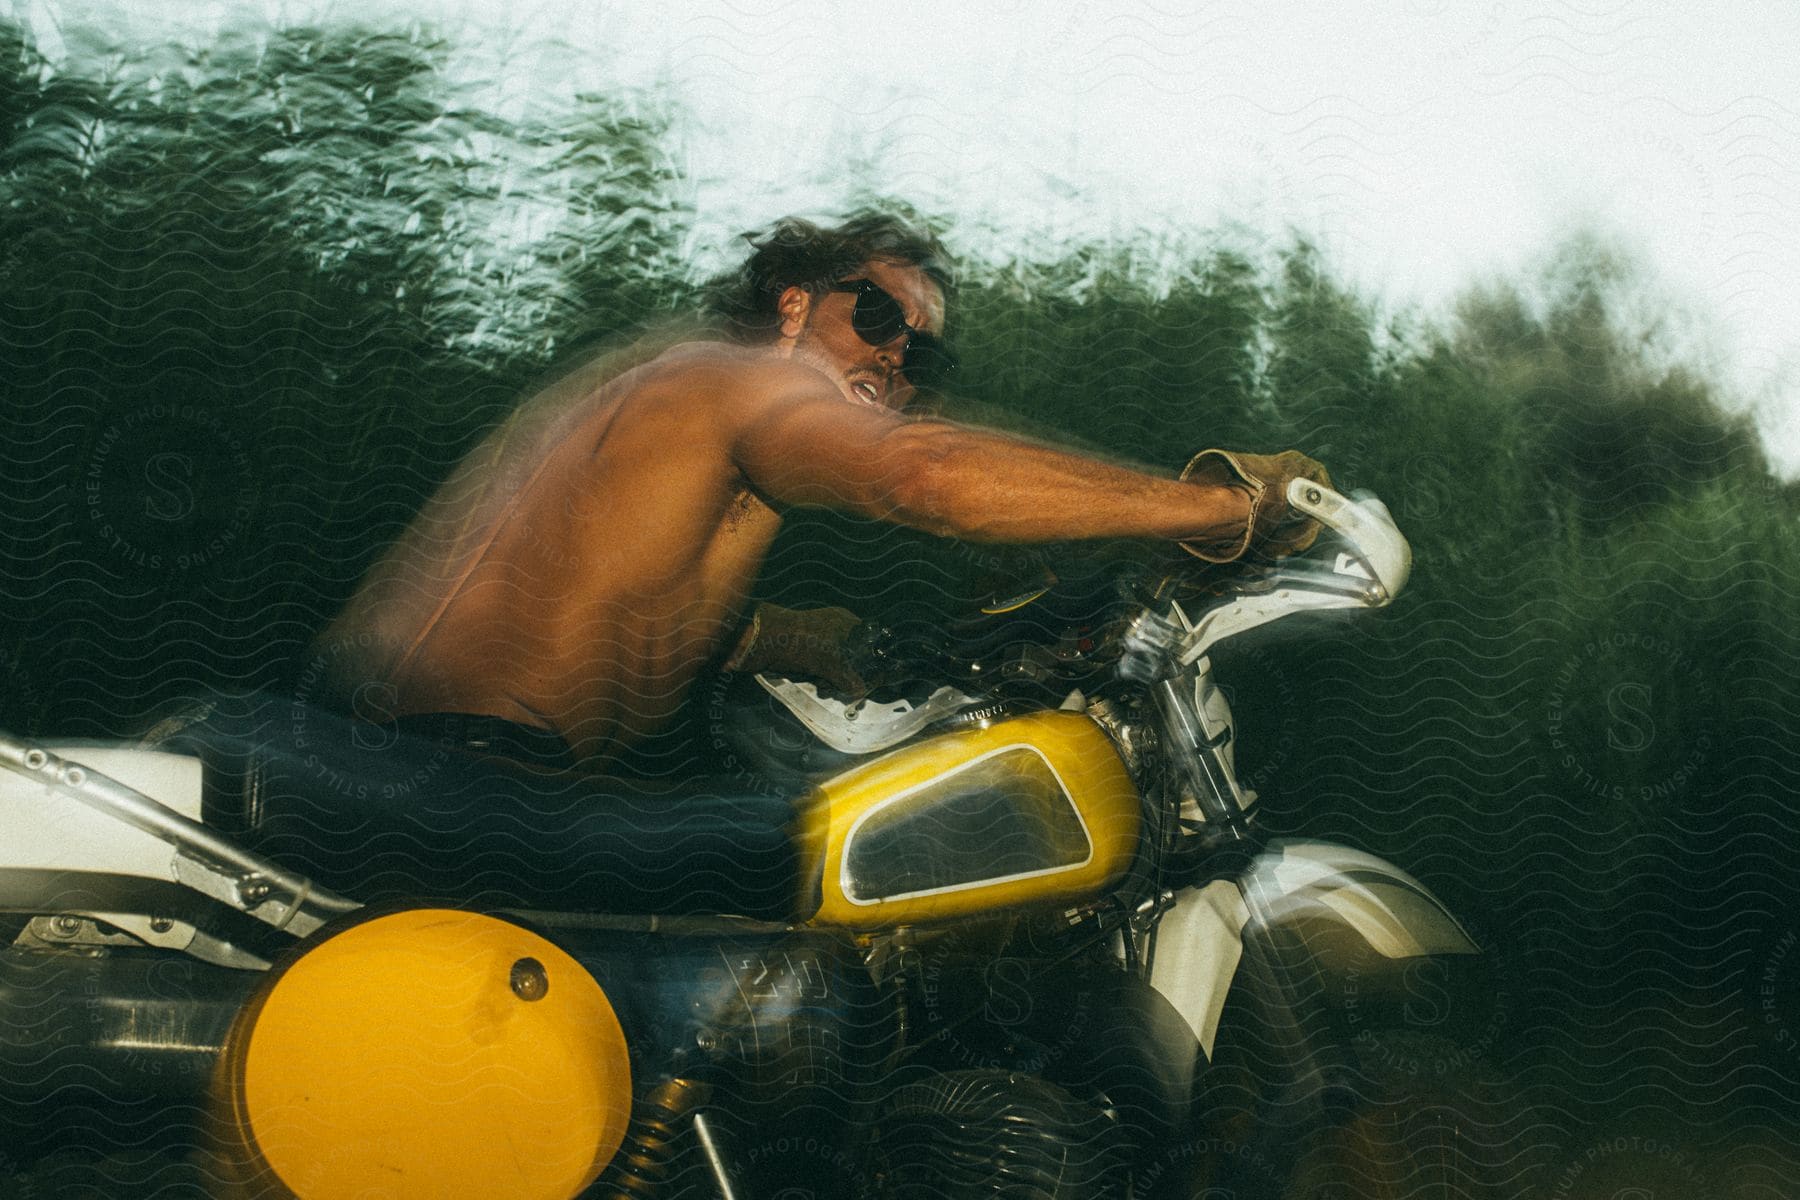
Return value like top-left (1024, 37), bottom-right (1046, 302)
top-left (3, 15), bottom-right (1798, 1195)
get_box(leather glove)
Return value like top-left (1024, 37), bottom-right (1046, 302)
top-left (1177, 448), bottom-right (1332, 563)
top-left (723, 603), bottom-right (867, 698)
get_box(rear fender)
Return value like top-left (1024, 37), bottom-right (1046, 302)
top-left (0, 745), bottom-right (207, 906)
top-left (1147, 839), bottom-right (1477, 1059)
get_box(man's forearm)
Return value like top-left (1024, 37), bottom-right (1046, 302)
top-left (871, 422), bottom-right (1251, 546)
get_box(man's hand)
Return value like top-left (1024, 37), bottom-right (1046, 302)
top-left (723, 603), bottom-right (868, 698)
top-left (1177, 448), bottom-right (1332, 563)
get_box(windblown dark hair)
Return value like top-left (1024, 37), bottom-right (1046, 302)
top-left (705, 209), bottom-right (955, 343)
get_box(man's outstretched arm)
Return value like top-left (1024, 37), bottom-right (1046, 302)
top-left (727, 363), bottom-right (1255, 550)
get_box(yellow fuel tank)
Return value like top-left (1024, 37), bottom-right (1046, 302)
top-left (800, 710), bottom-right (1140, 929)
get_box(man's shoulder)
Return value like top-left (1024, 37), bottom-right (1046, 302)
top-left (647, 337), bottom-right (749, 367)
top-left (632, 340), bottom-right (835, 408)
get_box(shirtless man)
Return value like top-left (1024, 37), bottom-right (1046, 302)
top-left (318, 213), bottom-right (1325, 768)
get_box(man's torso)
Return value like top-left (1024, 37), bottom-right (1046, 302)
top-left (319, 341), bottom-right (783, 763)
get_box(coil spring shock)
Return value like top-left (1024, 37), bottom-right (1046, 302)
top-left (596, 1077), bottom-right (711, 1199)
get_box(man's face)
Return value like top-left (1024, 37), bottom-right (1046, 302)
top-left (777, 258), bottom-right (947, 410)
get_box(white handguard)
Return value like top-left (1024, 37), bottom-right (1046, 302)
top-left (1173, 483), bottom-right (1412, 667)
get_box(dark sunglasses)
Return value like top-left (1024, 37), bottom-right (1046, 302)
top-left (825, 278), bottom-right (956, 388)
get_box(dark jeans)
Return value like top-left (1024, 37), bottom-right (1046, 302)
top-left (174, 691), bottom-right (801, 920)
top-left (382, 711), bottom-right (579, 772)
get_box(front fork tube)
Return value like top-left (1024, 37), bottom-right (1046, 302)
top-left (1153, 678), bottom-right (1250, 842)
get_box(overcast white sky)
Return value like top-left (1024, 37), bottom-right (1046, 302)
top-left (19, 0), bottom-right (1800, 474)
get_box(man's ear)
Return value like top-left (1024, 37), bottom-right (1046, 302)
top-left (776, 285), bottom-right (812, 340)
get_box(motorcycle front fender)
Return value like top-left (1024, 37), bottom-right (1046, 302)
top-left (1242, 838), bottom-right (1481, 961)
top-left (1147, 838), bottom-right (1478, 1060)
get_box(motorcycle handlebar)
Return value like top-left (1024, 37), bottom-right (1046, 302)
top-left (1159, 484), bottom-right (1411, 670)
top-left (841, 484), bottom-right (1410, 692)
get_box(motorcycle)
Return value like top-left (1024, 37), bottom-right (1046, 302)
top-left (0, 479), bottom-right (1492, 1199)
